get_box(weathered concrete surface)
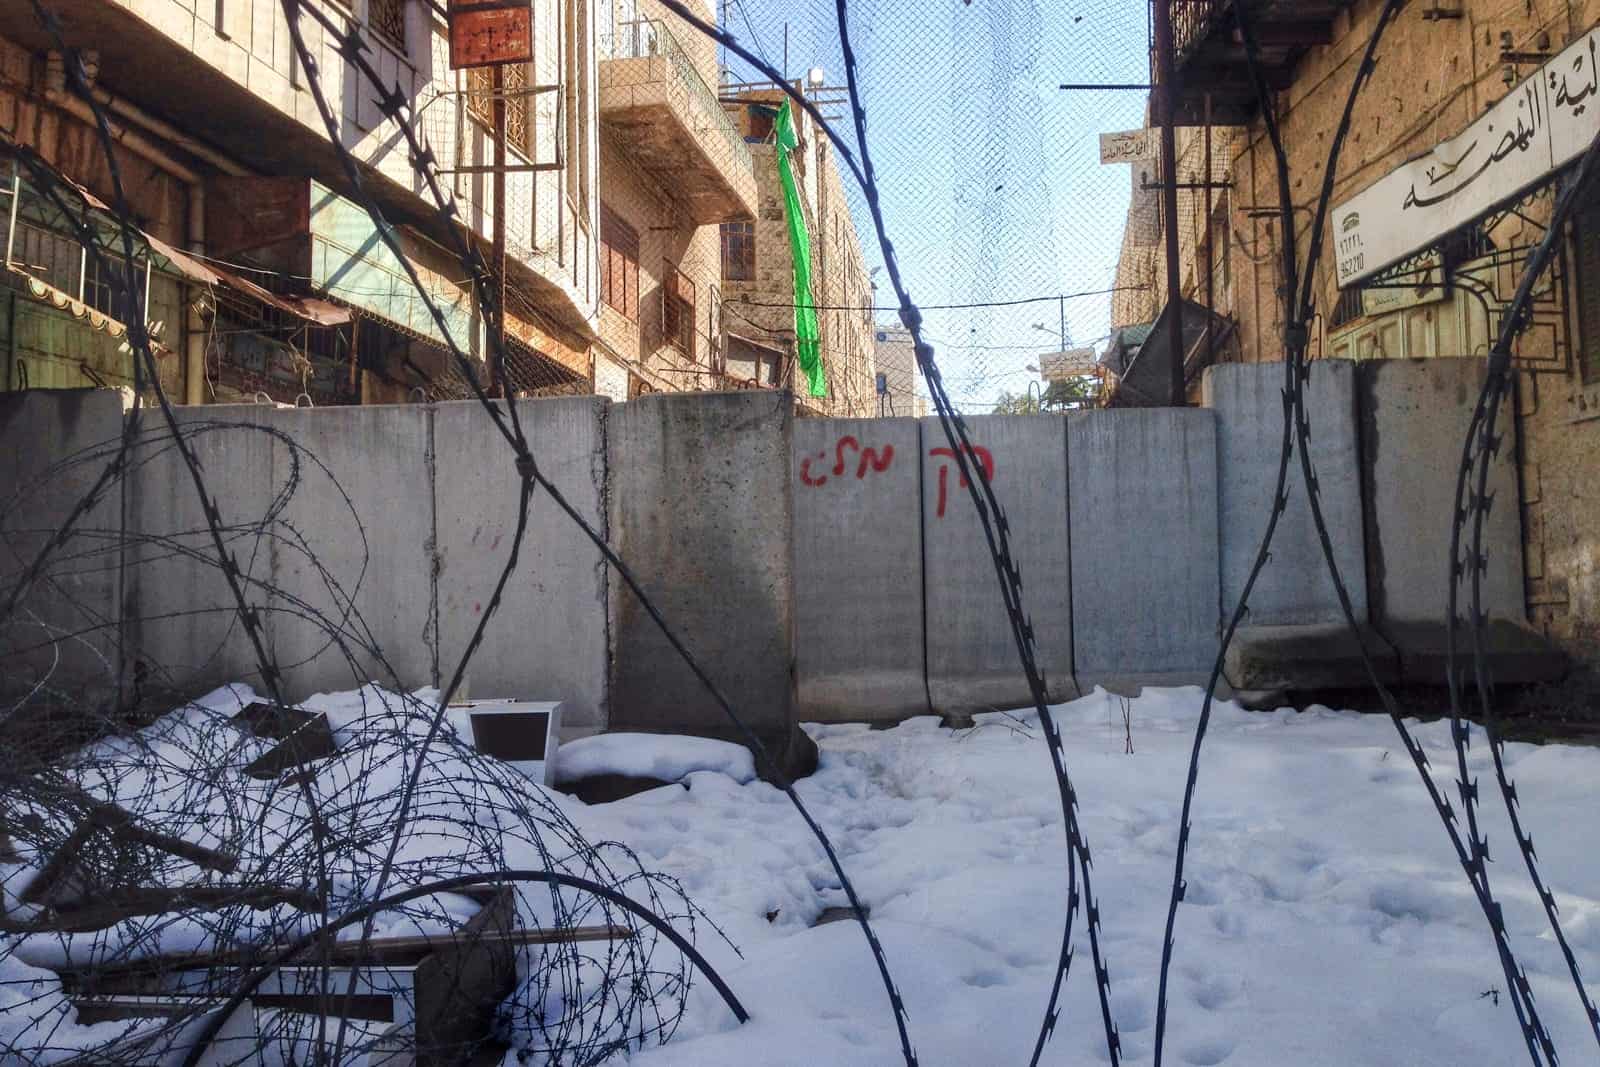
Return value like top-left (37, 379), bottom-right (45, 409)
top-left (127, 405), bottom-right (437, 703)
top-left (0, 389), bottom-right (125, 711)
top-left (125, 405), bottom-right (287, 702)
top-left (1223, 623), bottom-right (1400, 692)
top-left (1069, 409), bottom-right (1220, 691)
top-left (1384, 619), bottom-right (1568, 686)
top-left (433, 398), bottom-right (610, 731)
top-left (920, 415), bottom-right (1075, 712)
top-left (607, 392), bottom-right (795, 751)
top-left (793, 417), bottom-right (926, 722)
top-left (256, 404), bottom-right (436, 698)
top-left (1204, 360), bottom-right (1366, 625)
top-left (1359, 359), bottom-right (1524, 626)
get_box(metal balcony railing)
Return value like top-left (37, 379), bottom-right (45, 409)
top-left (599, 18), bottom-right (754, 178)
top-left (1170, 0), bottom-right (1227, 59)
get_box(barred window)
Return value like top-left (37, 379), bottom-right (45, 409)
top-left (82, 253), bottom-right (148, 321)
top-left (466, 64), bottom-right (534, 156)
top-left (12, 220), bottom-right (80, 295)
top-left (721, 221), bottom-right (755, 282)
top-left (368, 0), bottom-right (406, 51)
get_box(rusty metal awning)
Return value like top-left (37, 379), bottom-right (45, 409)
top-left (3, 141), bottom-right (349, 329)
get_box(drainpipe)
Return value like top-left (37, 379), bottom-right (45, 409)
top-left (42, 54), bottom-right (206, 185)
top-left (94, 88), bottom-right (247, 177)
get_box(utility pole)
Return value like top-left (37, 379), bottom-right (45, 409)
top-left (1152, 0), bottom-right (1185, 407)
top-left (491, 63), bottom-right (508, 398)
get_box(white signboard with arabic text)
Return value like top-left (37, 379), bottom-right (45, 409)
top-left (1334, 24), bottom-right (1600, 287)
top-left (1100, 129), bottom-right (1158, 165)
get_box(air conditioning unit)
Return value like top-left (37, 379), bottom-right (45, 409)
top-left (450, 699), bottom-right (562, 786)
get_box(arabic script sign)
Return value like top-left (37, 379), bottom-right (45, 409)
top-left (448, 0), bottom-right (532, 70)
top-left (1038, 349), bottom-right (1098, 380)
top-left (1100, 129), bottom-right (1158, 165)
top-left (1334, 25), bottom-right (1600, 287)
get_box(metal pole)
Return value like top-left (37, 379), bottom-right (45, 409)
top-left (491, 63), bottom-right (508, 397)
top-left (1204, 90), bottom-right (1214, 370)
top-left (1153, 0), bottom-right (1185, 406)
top-left (1059, 293), bottom-right (1068, 409)
top-left (5, 161), bottom-right (19, 268)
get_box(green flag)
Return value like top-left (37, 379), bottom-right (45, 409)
top-left (774, 100), bottom-right (826, 397)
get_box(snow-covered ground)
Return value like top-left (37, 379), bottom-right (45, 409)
top-left (566, 688), bottom-right (1600, 1066)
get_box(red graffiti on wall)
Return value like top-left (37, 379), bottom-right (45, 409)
top-left (799, 435), bottom-right (897, 487)
top-left (928, 445), bottom-right (996, 518)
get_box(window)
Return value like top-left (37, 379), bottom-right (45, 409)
top-left (466, 64), bottom-right (534, 156)
top-left (600, 207), bottom-right (639, 320)
top-left (368, 0), bottom-right (406, 51)
top-left (721, 221), bottom-right (755, 282)
top-left (1330, 287), bottom-right (1364, 330)
top-left (12, 220), bottom-right (80, 294)
top-left (746, 105), bottom-right (776, 142)
top-left (662, 265), bottom-right (695, 356)
top-left (82, 252), bottom-right (148, 321)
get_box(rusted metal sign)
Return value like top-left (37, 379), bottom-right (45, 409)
top-left (448, 0), bottom-right (532, 70)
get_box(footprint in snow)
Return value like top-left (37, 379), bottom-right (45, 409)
top-left (1181, 1036), bottom-right (1237, 1065)
top-left (1190, 972), bottom-right (1244, 1011)
top-left (1210, 908), bottom-right (1247, 939)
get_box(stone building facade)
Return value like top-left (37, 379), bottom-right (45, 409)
top-left (1113, 0), bottom-right (1600, 663)
top-left (591, 0), bottom-right (756, 398)
top-left (1, 0), bottom-right (599, 407)
top-left (719, 87), bottom-right (878, 418)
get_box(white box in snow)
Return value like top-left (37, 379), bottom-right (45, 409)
top-left (450, 699), bottom-right (561, 785)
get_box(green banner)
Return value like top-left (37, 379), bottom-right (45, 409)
top-left (775, 101), bottom-right (825, 397)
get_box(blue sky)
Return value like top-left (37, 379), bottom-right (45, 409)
top-left (711, 0), bottom-right (1151, 409)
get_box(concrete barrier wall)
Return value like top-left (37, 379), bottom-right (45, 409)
top-left (256, 405), bottom-right (438, 697)
top-left (127, 406), bottom-right (290, 701)
top-left (1359, 358), bottom-right (1524, 624)
top-left (792, 417), bottom-right (926, 722)
top-left (4, 364), bottom-right (1532, 736)
top-left (607, 391), bottom-right (794, 741)
top-left (1068, 409), bottom-right (1221, 691)
top-left (0, 389), bottom-right (125, 708)
top-left (433, 398), bottom-right (609, 731)
top-left (103, 399), bottom-right (611, 726)
top-left (921, 415), bottom-right (1075, 712)
top-left (1204, 360), bottom-right (1367, 625)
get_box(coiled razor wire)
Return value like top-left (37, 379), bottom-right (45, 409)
top-left (5, 4), bottom-right (744, 1063)
top-left (1154, 2), bottom-right (1599, 1064)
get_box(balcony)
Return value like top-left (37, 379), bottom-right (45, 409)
top-left (599, 19), bottom-right (758, 224)
top-left (1166, 0), bottom-right (1349, 124)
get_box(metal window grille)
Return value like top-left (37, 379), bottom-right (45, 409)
top-left (465, 65), bottom-right (534, 156)
top-left (368, 0), bottom-right (406, 51)
top-left (81, 251), bottom-right (147, 320)
top-left (10, 219), bottom-right (80, 294)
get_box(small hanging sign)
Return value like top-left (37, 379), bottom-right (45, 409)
top-left (448, 0), bottom-right (532, 70)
